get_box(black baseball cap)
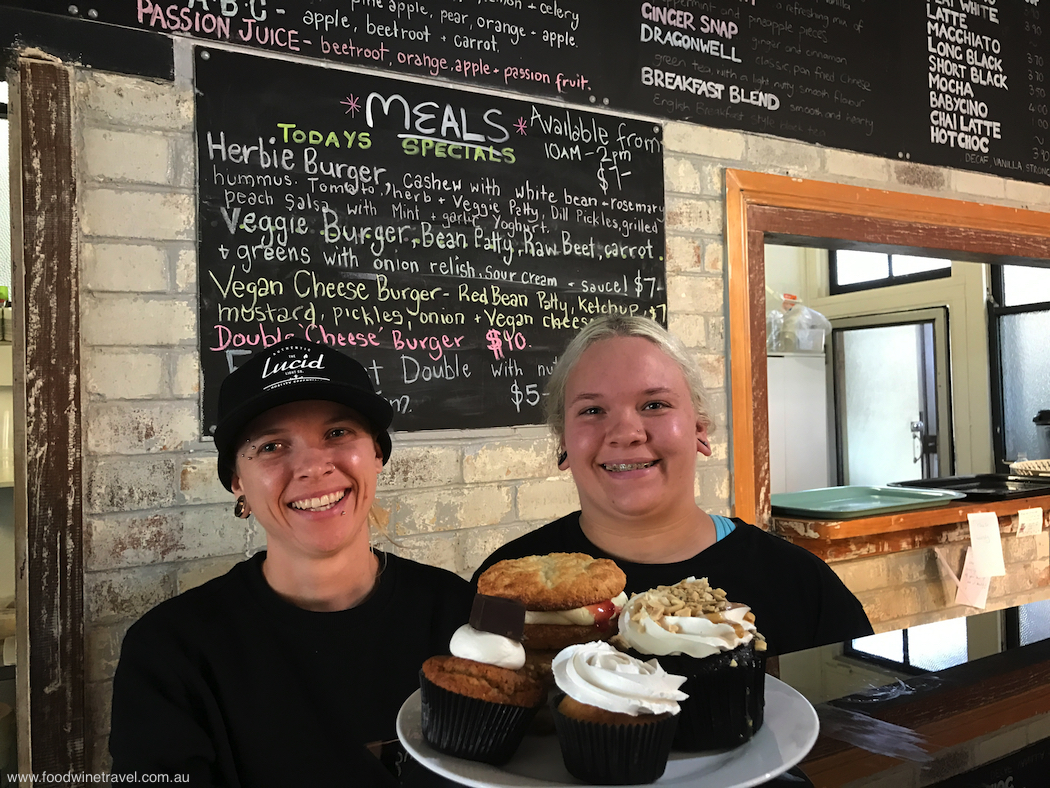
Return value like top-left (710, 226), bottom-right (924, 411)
top-left (213, 337), bottom-right (393, 491)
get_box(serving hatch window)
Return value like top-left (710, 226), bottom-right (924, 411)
top-left (830, 250), bottom-right (952, 295)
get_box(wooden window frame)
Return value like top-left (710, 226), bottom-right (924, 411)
top-left (725, 169), bottom-right (1050, 531)
top-left (828, 249), bottom-right (953, 295)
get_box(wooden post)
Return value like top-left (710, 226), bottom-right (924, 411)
top-left (16, 54), bottom-right (85, 775)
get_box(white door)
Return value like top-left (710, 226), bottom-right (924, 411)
top-left (832, 309), bottom-right (953, 485)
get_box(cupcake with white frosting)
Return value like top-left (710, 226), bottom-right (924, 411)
top-left (616, 577), bottom-right (767, 751)
top-left (550, 641), bottom-right (687, 784)
top-left (420, 595), bottom-right (544, 764)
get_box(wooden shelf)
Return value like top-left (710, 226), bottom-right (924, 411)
top-left (773, 495), bottom-right (1050, 562)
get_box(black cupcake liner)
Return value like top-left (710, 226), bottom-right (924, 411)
top-left (419, 671), bottom-right (541, 766)
top-left (549, 692), bottom-right (679, 785)
top-left (641, 642), bottom-right (765, 751)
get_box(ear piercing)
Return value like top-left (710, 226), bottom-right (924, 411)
top-left (698, 439), bottom-right (710, 449)
top-left (557, 450), bottom-right (568, 465)
top-left (234, 495), bottom-right (250, 519)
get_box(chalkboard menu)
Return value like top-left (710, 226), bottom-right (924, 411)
top-left (17, 0), bottom-right (1050, 185)
top-left (196, 48), bottom-right (665, 434)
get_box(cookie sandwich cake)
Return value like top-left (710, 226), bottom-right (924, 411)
top-left (476, 553), bottom-right (628, 682)
top-left (549, 641), bottom-right (688, 785)
top-left (420, 594), bottom-right (545, 764)
top-left (615, 577), bottom-right (767, 751)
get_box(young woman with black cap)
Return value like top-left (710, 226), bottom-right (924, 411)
top-left (109, 338), bottom-right (472, 787)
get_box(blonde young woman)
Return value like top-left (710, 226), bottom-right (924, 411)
top-left (474, 315), bottom-right (871, 655)
top-left (110, 338), bottom-right (472, 787)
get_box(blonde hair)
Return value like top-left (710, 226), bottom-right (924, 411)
top-left (544, 315), bottom-right (714, 442)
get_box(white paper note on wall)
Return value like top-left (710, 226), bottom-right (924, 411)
top-left (955, 547), bottom-right (991, 609)
top-left (1016, 508), bottom-right (1043, 538)
top-left (966, 512), bottom-right (1006, 577)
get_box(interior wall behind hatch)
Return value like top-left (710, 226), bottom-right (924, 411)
top-left (766, 245), bottom-right (993, 476)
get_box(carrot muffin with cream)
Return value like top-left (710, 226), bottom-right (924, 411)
top-left (420, 594), bottom-right (544, 764)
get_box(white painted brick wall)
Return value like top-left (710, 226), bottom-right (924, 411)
top-left (87, 456), bottom-right (178, 513)
top-left (83, 242), bottom-right (169, 292)
top-left (82, 294), bottom-right (196, 346)
top-left (85, 349), bottom-right (168, 399)
top-left (823, 149), bottom-right (891, 182)
top-left (178, 457), bottom-right (229, 505)
top-left (695, 353), bottom-right (726, 391)
top-left (746, 136), bottom-right (822, 174)
top-left (668, 313), bottom-right (707, 348)
top-left (698, 466), bottom-right (730, 507)
top-left (462, 438), bottom-right (556, 483)
top-left (663, 123), bottom-right (745, 160)
top-left (85, 565), bottom-right (177, 624)
top-left (173, 136), bottom-right (197, 190)
top-left (82, 189), bottom-right (195, 240)
top-left (1004, 178), bottom-right (1050, 206)
top-left (177, 555), bottom-right (246, 593)
top-left (664, 235), bottom-right (704, 275)
top-left (86, 401), bottom-right (199, 454)
top-left (385, 484), bottom-right (514, 535)
top-left (703, 240), bottom-right (724, 273)
top-left (664, 157), bottom-right (722, 196)
top-left (172, 351), bottom-right (201, 398)
top-left (85, 681), bottom-right (112, 755)
top-left (453, 522), bottom-right (538, 574)
top-left (78, 71), bottom-right (193, 131)
top-left (516, 476), bottom-right (580, 522)
top-left (174, 246), bottom-right (197, 291)
top-left (390, 533), bottom-right (459, 573)
top-left (892, 162), bottom-right (949, 191)
top-left (952, 169), bottom-right (1008, 199)
top-left (666, 274), bottom-right (724, 314)
top-left (82, 128), bottom-right (172, 185)
top-left (665, 195), bottom-right (723, 234)
top-left (379, 444), bottom-right (463, 489)
top-left (87, 507), bottom-right (258, 571)
top-left (86, 621), bottom-right (131, 686)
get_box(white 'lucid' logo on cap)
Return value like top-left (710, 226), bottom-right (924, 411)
top-left (261, 351), bottom-right (326, 381)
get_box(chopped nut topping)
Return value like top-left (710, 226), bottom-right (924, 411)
top-left (630, 578), bottom-right (766, 644)
top-left (632, 578), bottom-right (733, 631)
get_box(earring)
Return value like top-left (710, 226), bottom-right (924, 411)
top-left (698, 439), bottom-right (710, 449)
top-left (557, 450), bottom-right (568, 466)
top-left (234, 495), bottom-right (250, 519)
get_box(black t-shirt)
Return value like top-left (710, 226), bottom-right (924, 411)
top-left (472, 512), bottom-right (873, 656)
top-left (110, 551), bottom-right (473, 787)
